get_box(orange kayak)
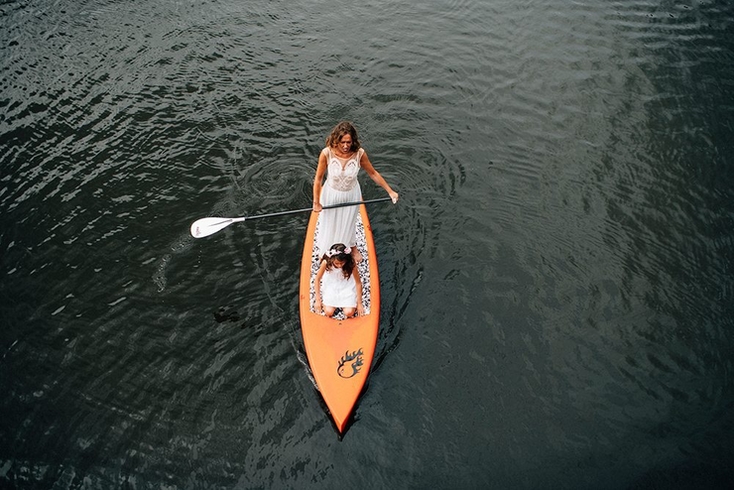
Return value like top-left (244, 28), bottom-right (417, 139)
top-left (299, 204), bottom-right (380, 434)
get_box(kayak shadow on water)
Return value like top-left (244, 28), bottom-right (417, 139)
top-left (371, 263), bottom-right (422, 374)
top-left (370, 204), bottom-right (425, 376)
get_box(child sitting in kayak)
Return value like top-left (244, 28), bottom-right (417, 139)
top-left (314, 243), bottom-right (364, 318)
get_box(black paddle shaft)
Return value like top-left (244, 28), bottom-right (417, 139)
top-left (243, 197), bottom-right (392, 221)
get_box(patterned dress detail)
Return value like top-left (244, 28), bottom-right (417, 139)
top-left (316, 147), bottom-right (363, 254)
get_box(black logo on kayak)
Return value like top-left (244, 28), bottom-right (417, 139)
top-left (337, 348), bottom-right (364, 379)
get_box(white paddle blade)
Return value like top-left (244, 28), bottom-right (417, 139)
top-left (190, 217), bottom-right (235, 238)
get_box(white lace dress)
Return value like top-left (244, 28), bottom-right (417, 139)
top-left (320, 266), bottom-right (358, 308)
top-left (316, 147), bottom-right (363, 254)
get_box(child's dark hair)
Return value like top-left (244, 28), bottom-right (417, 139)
top-left (322, 243), bottom-right (355, 279)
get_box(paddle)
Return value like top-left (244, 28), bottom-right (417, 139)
top-left (190, 197), bottom-right (392, 238)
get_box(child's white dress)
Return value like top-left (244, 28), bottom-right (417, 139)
top-left (316, 147), bottom-right (363, 254)
top-left (320, 266), bottom-right (357, 308)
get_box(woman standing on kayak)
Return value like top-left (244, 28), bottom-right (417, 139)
top-left (312, 121), bottom-right (399, 261)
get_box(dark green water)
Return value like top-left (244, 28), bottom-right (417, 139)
top-left (2, 0), bottom-right (733, 488)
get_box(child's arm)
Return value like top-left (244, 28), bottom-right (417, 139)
top-left (353, 265), bottom-right (364, 316)
top-left (314, 261), bottom-right (326, 314)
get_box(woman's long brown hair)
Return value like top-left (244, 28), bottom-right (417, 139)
top-left (325, 121), bottom-right (361, 152)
